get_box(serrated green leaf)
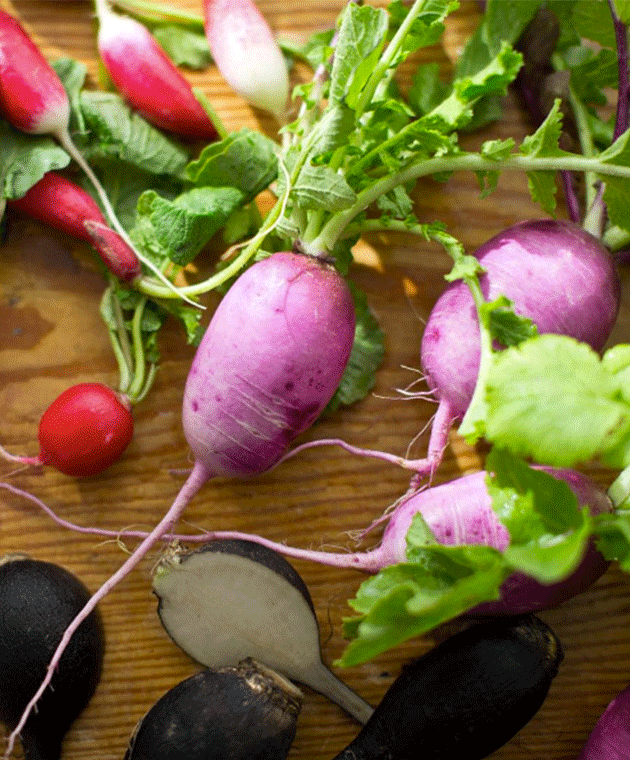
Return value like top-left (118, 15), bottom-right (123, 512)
top-left (152, 26), bottom-right (211, 68)
top-left (186, 128), bottom-right (278, 201)
top-left (79, 91), bottom-right (190, 178)
top-left (0, 122), bottom-right (71, 200)
top-left (289, 164), bottom-right (357, 211)
top-left (329, 3), bottom-right (389, 106)
top-left (485, 334), bottom-right (630, 466)
top-left (482, 296), bottom-right (538, 347)
top-left (138, 186), bottom-right (246, 265)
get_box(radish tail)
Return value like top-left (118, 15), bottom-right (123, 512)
top-left (0, 444), bottom-right (40, 468)
top-left (2, 461), bottom-right (211, 760)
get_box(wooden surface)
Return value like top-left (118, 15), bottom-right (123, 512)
top-left (2, 1), bottom-right (630, 758)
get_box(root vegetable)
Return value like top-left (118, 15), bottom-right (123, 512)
top-left (332, 614), bottom-right (562, 760)
top-left (152, 539), bottom-right (374, 723)
top-left (124, 659), bottom-right (302, 760)
top-left (0, 554), bottom-right (104, 760)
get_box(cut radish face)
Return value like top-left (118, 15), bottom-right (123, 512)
top-left (152, 539), bottom-right (374, 724)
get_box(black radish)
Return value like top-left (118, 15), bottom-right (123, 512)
top-left (124, 658), bottom-right (302, 760)
top-left (152, 539), bottom-right (373, 723)
top-left (333, 614), bottom-right (562, 760)
top-left (0, 554), bottom-right (104, 760)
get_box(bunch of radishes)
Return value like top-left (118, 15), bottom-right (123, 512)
top-left (3, 0), bottom-right (630, 758)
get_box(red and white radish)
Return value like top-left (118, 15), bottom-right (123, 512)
top-left (3, 250), bottom-right (356, 755)
top-left (0, 10), bottom-right (187, 297)
top-left (204, 0), bottom-right (289, 121)
top-left (94, 0), bottom-right (218, 140)
top-left (8, 172), bottom-right (141, 282)
top-left (577, 683), bottom-right (630, 760)
top-left (0, 383), bottom-right (134, 477)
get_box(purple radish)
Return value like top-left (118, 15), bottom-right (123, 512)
top-left (161, 467), bottom-right (611, 614)
top-left (204, 0), bottom-right (289, 120)
top-left (0, 10), bottom-right (186, 296)
top-left (94, 0), bottom-right (218, 140)
top-left (7, 171), bottom-right (141, 282)
top-left (3, 250), bottom-right (356, 754)
top-left (577, 683), bottom-right (630, 760)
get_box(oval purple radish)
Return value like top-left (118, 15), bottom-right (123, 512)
top-left (421, 219), bottom-right (621, 420)
top-left (183, 250), bottom-right (356, 479)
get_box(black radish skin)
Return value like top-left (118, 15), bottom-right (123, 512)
top-left (333, 615), bottom-right (562, 760)
top-left (0, 554), bottom-right (104, 760)
top-left (124, 658), bottom-right (303, 760)
top-left (153, 539), bottom-right (374, 723)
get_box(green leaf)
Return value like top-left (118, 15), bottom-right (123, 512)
top-left (137, 186), bottom-right (246, 266)
top-left (0, 122), bottom-right (71, 200)
top-left (79, 91), bottom-right (190, 177)
top-left (408, 63), bottom-right (449, 116)
top-left (572, 0), bottom-right (617, 48)
top-left (152, 26), bottom-right (211, 68)
top-left (325, 283), bottom-right (385, 413)
top-left (186, 128), bottom-right (278, 201)
top-left (329, 3), bottom-right (389, 106)
top-left (443, 254), bottom-right (483, 282)
top-left (287, 164), bottom-right (357, 211)
top-left (336, 546), bottom-right (506, 667)
top-left (485, 448), bottom-right (591, 583)
top-left (484, 334), bottom-right (630, 467)
top-left (481, 296), bottom-right (538, 347)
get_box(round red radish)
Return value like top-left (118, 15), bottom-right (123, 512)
top-left (36, 383), bottom-right (134, 477)
top-left (421, 219), bottom-right (621, 420)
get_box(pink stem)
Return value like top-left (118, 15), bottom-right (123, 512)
top-left (0, 443), bottom-right (41, 467)
top-left (2, 461), bottom-right (211, 760)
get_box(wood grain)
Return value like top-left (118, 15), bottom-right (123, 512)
top-left (1, 1), bottom-right (629, 759)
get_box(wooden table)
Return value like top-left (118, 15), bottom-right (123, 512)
top-left (1, 1), bottom-right (630, 758)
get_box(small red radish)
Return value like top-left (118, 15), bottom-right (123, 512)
top-left (8, 172), bottom-right (141, 282)
top-left (204, 0), bottom-right (289, 120)
top-left (94, 0), bottom-right (218, 140)
top-left (1, 383), bottom-right (134, 477)
top-left (0, 9), bottom-right (189, 297)
top-left (4, 250), bottom-right (356, 755)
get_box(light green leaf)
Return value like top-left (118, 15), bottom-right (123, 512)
top-left (485, 334), bottom-right (630, 466)
top-left (152, 26), bottom-right (211, 68)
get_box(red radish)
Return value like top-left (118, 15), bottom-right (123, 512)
top-left (204, 0), bottom-right (289, 120)
top-left (577, 683), bottom-right (630, 760)
top-left (3, 250), bottom-right (356, 755)
top-left (0, 383), bottom-right (134, 477)
top-left (94, 0), bottom-right (218, 140)
top-left (8, 172), bottom-right (141, 282)
top-left (0, 9), bottom-right (190, 297)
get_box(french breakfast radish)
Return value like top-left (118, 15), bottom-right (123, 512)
top-left (94, 0), bottom-right (218, 139)
top-left (0, 383), bottom-right (134, 477)
top-left (203, 0), bottom-right (289, 120)
top-left (0, 9), bottom-right (188, 297)
top-left (7, 172), bottom-right (141, 282)
top-left (3, 250), bottom-right (356, 755)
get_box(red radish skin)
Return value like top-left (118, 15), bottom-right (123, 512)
top-left (95, 0), bottom-right (218, 140)
top-left (8, 172), bottom-right (141, 282)
top-left (3, 251), bottom-right (356, 756)
top-left (577, 684), bottom-right (630, 760)
top-left (0, 10), bottom-right (190, 299)
top-left (0, 383), bottom-right (134, 477)
top-left (204, 0), bottom-right (289, 120)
